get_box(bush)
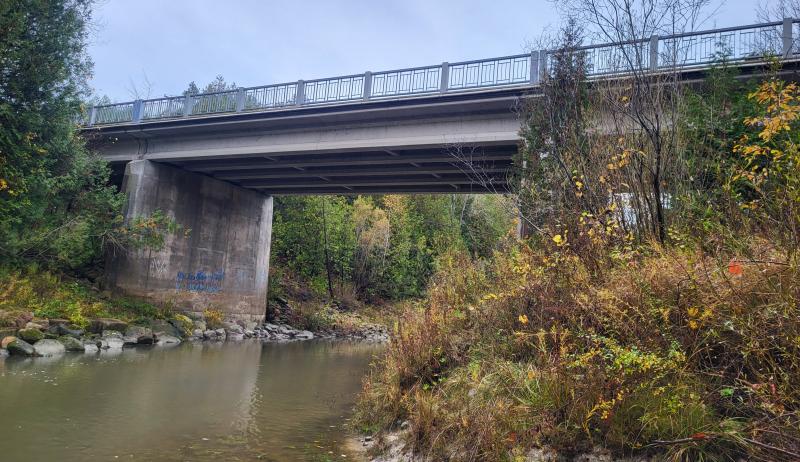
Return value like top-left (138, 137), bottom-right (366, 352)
top-left (203, 308), bottom-right (225, 330)
top-left (355, 239), bottom-right (800, 461)
top-left (0, 266), bottom-right (165, 327)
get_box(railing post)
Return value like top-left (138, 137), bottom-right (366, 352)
top-left (539, 50), bottom-right (548, 82)
top-left (88, 106), bottom-right (97, 126)
top-left (783, 17), bottom-right (794, 57)
top-left (296, 80), bottom-right (305, 106)
top-left (649, 35), bottom-right (659, 71)
top-left (235, 88), bottom-right (246, 112)
top-left (183, 95), bottom-right (193, 117)
top-left (363, 71), bottom-right (372, 100)
top-left (530, 51), bottom-right (540, 84)
top-left (440, 62), bottom-right (449, 93)
top-left (132, 99), bottom-right (143, 122)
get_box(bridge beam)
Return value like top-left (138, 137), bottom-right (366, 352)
top-left (107, 160), bottom-right (273, 322)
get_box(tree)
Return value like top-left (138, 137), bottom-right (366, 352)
top-left (517, 0), bottom-right (712, 247)
top-left (0, 0), bottom-right (123, 270)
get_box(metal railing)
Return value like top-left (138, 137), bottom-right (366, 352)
top-left (85, 18), bottom-right (800, 126)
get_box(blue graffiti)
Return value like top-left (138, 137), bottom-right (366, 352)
top-left (175, 270), bottom-right (224, 293)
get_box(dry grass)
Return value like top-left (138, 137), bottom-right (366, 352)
top-left (354, 240), bottom-right (800, 461)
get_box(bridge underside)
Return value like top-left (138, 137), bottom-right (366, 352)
top-left (159, 144), bottom-right (516, 195)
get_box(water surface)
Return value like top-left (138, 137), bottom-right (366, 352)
top-left (0, 340), bottom-right (382, 461)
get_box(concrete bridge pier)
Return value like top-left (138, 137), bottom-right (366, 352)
top-left (107, 160), bottom-right (273, 322)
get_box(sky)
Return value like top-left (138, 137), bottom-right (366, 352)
top-left (87, 0), bottom-right (771, 102)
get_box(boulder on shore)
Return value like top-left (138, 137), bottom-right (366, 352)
top-left (125, 325), bottom-right (154, 344)
top-left (17, 327), bottom-right (44, 344)
top-left (102, 329), bottom-right (123, 338)
top-left (88, 318), bottom-right (128, 334)
top-left (57, 336), bottom-right (85, 351)
top-left (103, 336), bottom-right (124, 349)
top-left (33, 339), bottom-right (66, 356)
top-left (25, 321), bottom-right (48, 330)
top-left (51, 323), bottom-right (84, 338)
top-left (83, 343), bottom-right (99, 353)
top-left (156, 334), bottom-right (181, 345)
top-left (1, 336), bottom-right (16, 349)
top-left (149, 320), bottom-right (182, 338)
top-left (7, 338), bottom-right (36, 356)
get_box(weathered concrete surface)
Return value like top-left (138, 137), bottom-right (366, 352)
top-left (107, 160), bottom-right (272, 322)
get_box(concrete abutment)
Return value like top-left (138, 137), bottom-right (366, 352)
top-left (107, 160), bottom-right (273, 322)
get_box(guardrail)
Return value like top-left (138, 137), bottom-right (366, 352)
top-left (85, 18), bottom-right (799, 126)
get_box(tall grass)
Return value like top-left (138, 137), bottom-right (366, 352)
top-left (355, 241), bottom-right (800, 461)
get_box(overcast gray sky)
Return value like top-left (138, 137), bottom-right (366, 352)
top-left (87, 0), bottom-right (769, 101)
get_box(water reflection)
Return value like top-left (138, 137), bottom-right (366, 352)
top-left (0, 340), bottom-right (382, 461)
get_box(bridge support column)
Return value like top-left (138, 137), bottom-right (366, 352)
top-left (107, 160), bottom-right (273, 323)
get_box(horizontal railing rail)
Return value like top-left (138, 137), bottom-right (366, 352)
top-left (85, 18), bottom-right (800, 126)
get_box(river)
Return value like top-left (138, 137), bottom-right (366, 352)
top-left (0, 340), bottom-right (383, 461)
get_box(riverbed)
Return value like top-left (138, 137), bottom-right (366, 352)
top-left (0, 340), bottom-right (383, 461)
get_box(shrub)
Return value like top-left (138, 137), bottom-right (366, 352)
top-left (203, 308), bottom-right (225, 330)
top-left (355, 240), bottom-right (800, 461)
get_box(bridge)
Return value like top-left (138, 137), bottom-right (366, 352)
top-left (87, 19), bottom-right (800, 321)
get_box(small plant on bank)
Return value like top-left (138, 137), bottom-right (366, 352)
top-left (203, 308), bottom-right (225, 330)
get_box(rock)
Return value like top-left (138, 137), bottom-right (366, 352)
top-left (54, 324), bottom-right (84, 338)
top-left (25, 321), bottom-right (47, 330)
top-left (7, 338), bottom-right (36, 356)
top-left (58, 336), bottom-right (85, 351)
top-left (244, 329), bottom-right (254, 338)
top-left (17, 327), bottom-right (44, 343)
top-left (156, 334), bottom-right (181, 345)
top-left (104, 336), bottom-right (124, 349)
top-left (227, 333), bottom-right (245, 341)
top-left (0, 348), bottom-right (8, 357)
top-left (572, 446), bottom-right (613, 462)
top-left (203, 329), bottom-right (216, 340)
top-left (278, 325), bottom-right (296, 336)
top-left (525, 447), bottom-right (561, 462)
top-left (215, 328), bottom-right (226, 339)
top-left (125, 325), bottom-right (153, 344)
top-left (83, 343), bottom-right (99, 354)
top-left (88, 318), bottom-right (128, 334)
top-left (102, 330), bottom-right (123, 339)
top-left (150, 320), bottom-right (181, 338)
top-left (48, 318), bottom-right (71, 329)
top-left (122, 336), bottom-right (138, 346)
top-left (0, 327), bottom-right (17, 340)
top-left (193, 319), bottom-right (207, 332)
top-left (191, 328), bottom-right (204, 338)
top-left (222, 321), bottom-right (243, 334)
top-left (244, 321), bottom-right (258, 331)
top-left (295, 330), bottom-right (314, 340)
top-left (1, 336), bottom-right (16, 349)
top-left (33, 339), bottom-right (65, 356)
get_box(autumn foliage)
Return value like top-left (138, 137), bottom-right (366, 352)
top-left (355, 75), bottom-right (800, 461)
